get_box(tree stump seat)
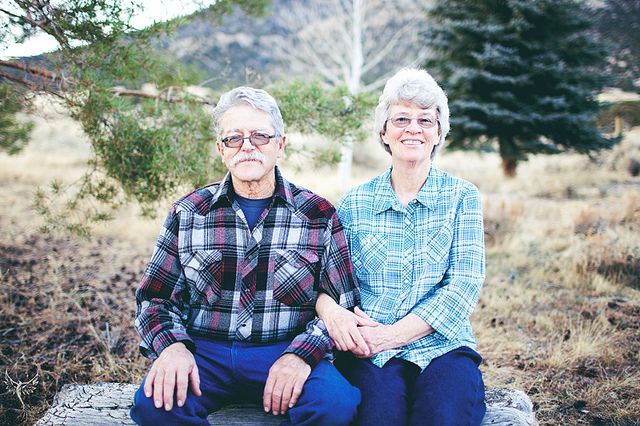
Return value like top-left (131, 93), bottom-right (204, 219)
top-left (36, 382), bottom-right (537, 425)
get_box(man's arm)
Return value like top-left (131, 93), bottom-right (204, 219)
top-left (279, 212), bottom-right (361, 365)
top-left (263, 212), bottom-right (361, 415)
top-left (135, 206), bottom-right (198, 410)
top-left (135, 206), bottom-right (193, 358)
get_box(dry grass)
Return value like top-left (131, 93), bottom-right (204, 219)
top-left (1, 106), bottom-right (640, 425)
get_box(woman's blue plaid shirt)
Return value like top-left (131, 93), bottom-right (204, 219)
top-left (337, 166), bottom-right (485, 370)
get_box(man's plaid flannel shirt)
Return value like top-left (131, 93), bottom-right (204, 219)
top-left (135, 167), bottom-right (359, 367)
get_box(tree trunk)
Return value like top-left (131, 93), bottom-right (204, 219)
top-left (501, 158), bottom-right (518, 177)
top-left (498, 138), bottom-right (519, 178)
top-left (337, 0), bottom-right (364, 183)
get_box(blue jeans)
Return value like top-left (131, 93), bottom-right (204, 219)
top-left (130, 338), bottom-right (360, 426)
top-left (335, 346), bottom-right (486, 426)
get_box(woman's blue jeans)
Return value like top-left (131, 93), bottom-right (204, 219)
top-left (335, 346), bottom-right (486, 426)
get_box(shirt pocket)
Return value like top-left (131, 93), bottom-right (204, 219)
top-left (352, 233), bottom-right (388, 289)
top-left (418, 226), bottom-right (452, 285)
top-left (181, 249), bottom-right (223, 306)
top-left (273, 249), bottom-right (319, 307)
top-left (423, 225), bottom-right (453, 264)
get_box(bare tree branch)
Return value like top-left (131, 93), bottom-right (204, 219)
top-left (0, 60), bottom-right (64, 82)
top-left (110, 87), bottom-right (214, 104)
top-left (0, 69), bottom-right (64, 97)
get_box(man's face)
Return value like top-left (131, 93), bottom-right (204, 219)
top-left (216, 104), bottom-right (285, 185)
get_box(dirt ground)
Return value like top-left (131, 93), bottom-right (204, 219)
top-left (1, 108), bottom-right (639, 425)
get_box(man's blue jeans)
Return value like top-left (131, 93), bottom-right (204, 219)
top-left (335, 346), bottom-right (486, 426)
top-left (130, 337), bottom-right (360, 426)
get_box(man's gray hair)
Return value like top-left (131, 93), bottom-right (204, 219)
top-left (374, 68), bottom-right (450, 159)
top-left (212, 86), bottom-right (285, 138)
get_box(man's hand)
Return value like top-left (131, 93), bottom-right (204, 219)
top-left (316, 294), bottom-right (378, 357)
top-left (143, 342), bottom-right (202, 411)
top-left (263, 354), bottom-right (311, 416)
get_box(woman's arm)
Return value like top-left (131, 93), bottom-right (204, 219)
top-left (358, 312), bottom-right (434, 356)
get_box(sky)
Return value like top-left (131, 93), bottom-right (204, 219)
top-left (1, 0), bottom-right (217, 59)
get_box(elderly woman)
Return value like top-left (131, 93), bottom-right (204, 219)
top-left (316, 68), bottom-right (486, 425)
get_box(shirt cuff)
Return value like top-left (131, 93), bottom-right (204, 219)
top-left (282, 322), bottom-right (331, 367)
top-left (143, 329), bottom-right (194, 360)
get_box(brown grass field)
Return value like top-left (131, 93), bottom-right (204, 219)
top-left (1, 103), bottom-right (639, 425)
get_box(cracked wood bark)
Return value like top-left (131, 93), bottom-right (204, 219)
top-left (36, 382), bottom-right (537, 425)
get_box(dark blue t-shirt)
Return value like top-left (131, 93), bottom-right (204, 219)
top-left (234, 194), bottom-right (272, 231)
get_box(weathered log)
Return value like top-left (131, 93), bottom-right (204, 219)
top-left (36, 382), bottom-right (537, 425)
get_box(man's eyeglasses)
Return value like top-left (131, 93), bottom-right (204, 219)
top-left (220, 132), bottom-right (276, 148)
top-left (387, 116), bottom-right (437, 129)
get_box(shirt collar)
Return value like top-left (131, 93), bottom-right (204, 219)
top-left (373, 166), bottom-right (442, 213)
top-left (208, 165), bottom-right (296, 211)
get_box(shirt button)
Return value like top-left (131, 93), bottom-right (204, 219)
top-left (244, 288), bottom-right (250, 293)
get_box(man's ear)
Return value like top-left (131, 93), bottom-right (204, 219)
top-left (276, 136), bottom-right (286, 159)
top-left (216, 140), bottom-right (224, 156)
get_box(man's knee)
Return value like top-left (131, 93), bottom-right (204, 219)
top-left (317, 382), bottom-right (360, 422)
top-left (290, 361), bottom-right (360, 425)
top-left (130, 381), bottom-right (209, 426)
top-left (291, 384), bottom-right (360, 425)
top-left (130, 386), bottom-right (164, 426)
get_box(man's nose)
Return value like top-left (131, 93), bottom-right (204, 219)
top-left (240, 137), bottom-right (256, 150)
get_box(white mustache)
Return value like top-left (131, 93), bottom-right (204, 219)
top-left (230, 151), bottom-right (266, 166)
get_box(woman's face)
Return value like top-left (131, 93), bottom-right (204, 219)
top-left (381, 102), bottom-right (439, 165)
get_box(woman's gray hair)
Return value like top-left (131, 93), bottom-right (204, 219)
top-left (374, 68), bottom-right (450, 159)
top-left (212, 86), bottom-right (285, 138)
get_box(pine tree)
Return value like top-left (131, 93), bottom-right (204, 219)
top-left (424, 0), bottom-right (616, 176)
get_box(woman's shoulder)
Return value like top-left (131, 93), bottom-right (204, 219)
top-left (341, 172), bottom-right (389, 205)
top-left (432, 166), bottom-right (481, 198)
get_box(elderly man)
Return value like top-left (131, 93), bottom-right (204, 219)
top-left (130, 87), bottom-right (361, 426)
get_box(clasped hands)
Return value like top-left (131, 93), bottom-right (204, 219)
top-left (143, 342), bottom-right (309, 416)
top-left (318, 294), bottom-right (400, 358)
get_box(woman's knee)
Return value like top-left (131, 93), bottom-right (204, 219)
top-left (411, 348), bottom-right (486, 425)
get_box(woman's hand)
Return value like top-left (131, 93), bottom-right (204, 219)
top-left (358, 324), bottom-right (398, 357)
top-left (358, 311), bottom-right (434, 357)
top-left (316, 293), bottom-right (378, 357)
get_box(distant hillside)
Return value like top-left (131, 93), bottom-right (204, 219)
top-left (10, 1), bottom-right (424, 92)
top-left (156, 0), bottom-right (307, 88)
top-left (156, 0), bottom-right (425, 90)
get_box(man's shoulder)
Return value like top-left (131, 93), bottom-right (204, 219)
top-left (172, 182), bottom-right (221, 215)
top-left (287, 180), bottom-right (337, 220)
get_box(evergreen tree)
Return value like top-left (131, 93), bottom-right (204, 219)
top-left (0, 83), bottom-right (33, 154)
top-left (424, 0), bottom-right (616, 176)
